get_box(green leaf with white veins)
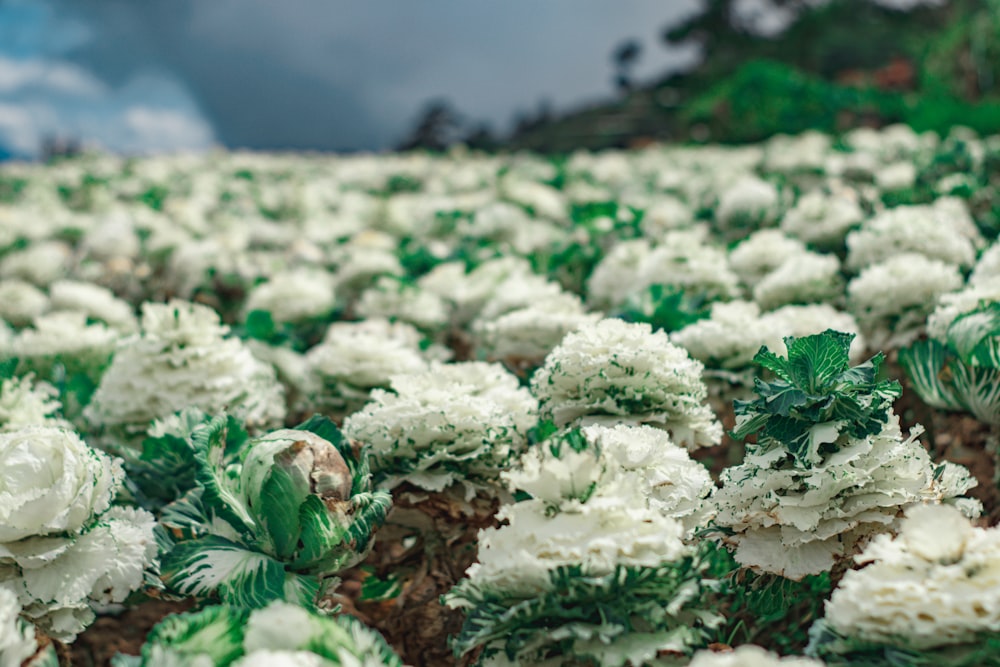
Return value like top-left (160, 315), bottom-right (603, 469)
top-left (948, 302), bottom-right (1000, 368)
top-left (899, 340), bottom-right (964, 412)
top-left (161, 535), bottom-right (285, 607)
top-left (733, 330), bottom-right (900, 467)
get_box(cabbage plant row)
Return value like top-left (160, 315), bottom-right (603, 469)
top-left (0, 123), bottom-right (998, 666)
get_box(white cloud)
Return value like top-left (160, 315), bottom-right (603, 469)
top-left (0, 59), bottom-right (216, 157)
top-left (121, 106), bottom-right (215, 153)
top-left (0, 56), bottom-right (105, 96)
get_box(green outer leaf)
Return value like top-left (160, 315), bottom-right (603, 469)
top-left (141, 604), bottom-right (247, 666)
top-left (948, 303), bottom-right (1000, 368)
top-left (807, 620), bottom-right (1000, 667)
top-left (193, 416), bottom-right (256, 534)
top-left (950, 362), bottom-right (1000, 425)
top-left (446, 559), bottom-right (711, 662)
top-left (899, 340), bottom-right (965, 411)
top-left (161, 535), bottom-right (286, 608)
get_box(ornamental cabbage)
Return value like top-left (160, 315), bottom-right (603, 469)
top-left (445, 427), bottom-right (720, 666)
top-left (127, 601), bottom-right (402, 667)
top-left (809, 504), bottom-right (1000, 664)
top-left (160, 416), bottom-right (391, 609)
top-left (84, 300), bottom-right (286, 436)
top-left (713, 331), bottom-right (980, 579)
top-left (531, 318), bottom-right (722, 449)
top-left (343, 361), bottom-right (537, 493)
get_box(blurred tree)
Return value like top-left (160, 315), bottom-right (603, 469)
top-left (612, 39), bottom-right (643, 93)
top-left (396, 99), bottom-right (464, 152)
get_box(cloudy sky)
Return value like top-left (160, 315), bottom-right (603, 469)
top-left (0, 0), bottom-right (701, 158)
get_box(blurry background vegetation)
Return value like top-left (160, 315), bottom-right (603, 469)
top-left (401, 0), bottom-right (1000, 153)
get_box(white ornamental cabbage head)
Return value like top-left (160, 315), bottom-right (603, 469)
top-left (689, 645), bottom-right (824, 667)
top-left (779, 188), bottom-right (864, 247)
top-left (305, 318), bottom-right (430, 414)
top-left (752, 252), bottom-right (843, 311)
top-left (0, 426), bottom-right (121, 543)
top-left (638, 228), bottom-right (742, 301)
top-left (243, 268), bottom-right (337, 323)
top-left (0, 587), bottom-right (40, 667)
top-left (715, 176), bottom-right (781, 229)
top-left (581, 424), bottom-right (715, 532)
top-left (466, 492), bottom-right (689, 598)
top-left (822, 504), bottom-right (1000, 651)
top-left (0, 240), bottom-right (72, 288)
top-left (728, 229), bottom-right (808, 287)
top-left (48, 280), bottom-right (138, 333)
top-left (472, 291), bottom-right (602, 366)
top-left (4, 506), bottom-right (159, 641)
top-left (343, 361), bottom-right (538, 493)
top-left (418, 257), bottom-right (536, 325)
top-left (586, 239), bottom-right (652, 310)
top-left (926, 277), bottom-right (1000, 341)
top-left (84, 299), bottom-right (286, 434)
top-left (714, 414), bottom-right (980, 580)
top-left (0, 280), bottom-right (49, 327)
top-left (847, 253), bottom-right (963, 347)
top-left (971, 241), bottom-right (1000, 285)
top-left (671, 301), bottom-right (776, 371)
top-left (354, 276), bottom-right (450, 333)
top-left (532, 318), bottom-right (723, 449)
top-left (846, 201), bottom-right (982, 271)
top-left (9, 311), bottom-right (119, 372)
top-left (0, 375), bottom-right (69, 432)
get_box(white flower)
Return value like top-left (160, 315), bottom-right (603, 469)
top-left (640, 196), bottom-right (694, 238)
top-left (689, 645), bottom-right (824, 667)
top-left (0, 426), bottom-right (122, 543)
top-left (824, 504), bottom-right (1000, 649)
top-left (532, 318), bottom-right (722, 448)
top-left (84, 300), bottom-right (286, 434)
top-left (343, 361), bottom-right (538, 492)
top-left (243, 269), bottom-right (337, 323)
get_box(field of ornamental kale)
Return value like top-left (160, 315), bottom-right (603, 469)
top-left (0, 124), bottom-right (999, 667)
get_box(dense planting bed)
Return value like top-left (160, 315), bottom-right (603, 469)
top-left (0, 124), bottom-right (998, 666)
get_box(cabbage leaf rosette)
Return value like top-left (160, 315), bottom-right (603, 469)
top-left (121, 601), bottom-right (402, 667)
top-left (808, 504), bottom-right (1000, 666)
top-left (0, 426), bottom-right (158, 641)
top-left (160, 416), bottom-right (391, 609)
top-left (530, 318), bottom-right (722, 450)
top-left (445, 426), bottom-right (721, 667)
top-left (712, 330), bottom-right (980, 580)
